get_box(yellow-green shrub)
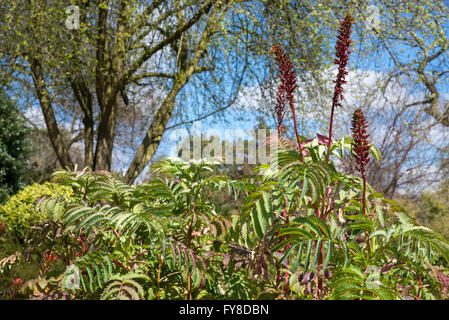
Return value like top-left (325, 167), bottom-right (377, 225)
top-left (0, 182), bottom-right (72, 240)
top-left (397, 180), bottom-right (449, 241)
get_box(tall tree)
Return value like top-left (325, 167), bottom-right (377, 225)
top-left (0, 0), bottom-right (236, 182)
top-left (358, 0), bottom-right (449, 128)
top-left (3, 0), bottom-right (447, 188)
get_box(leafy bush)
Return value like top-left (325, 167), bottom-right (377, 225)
top-left (0, 182), bottom-right (73, 240)
top-left (10, 152), bottom-right (448, 300)
top-left (0, 183), bottom-right (72, 298)
top-left (398, 180), bottom-right (449, 241)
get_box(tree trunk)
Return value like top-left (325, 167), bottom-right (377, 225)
top-left (124, 5), bottom-right (218, 183)
top-left (93, 94), bottom-right (118, 171)
top-left (83, 115), bottom-right (94, 169)
top-left (30, 57), bottom-right (74, 169)
top-left (70, 78), bottom-right (94, 169)
top-left (124, 79), bottom-right (187, 183)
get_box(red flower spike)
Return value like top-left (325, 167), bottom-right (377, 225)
top-left (351, 108), bottom-right (371, 176)
top-left (271, 45), bottom-right (304, 162)
top-left (351, 108), bottom-right (371, 215)
top-left (326, 14), bottom-right (354, 162)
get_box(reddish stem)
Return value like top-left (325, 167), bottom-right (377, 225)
top-left (362, 174), bottom-right (367, 216)
top-left (325, 105), bottom-right (336, 163)
top-left (290, 100), bottom-right (305, 162)
top-left (417, 278), bottom-right (423, 300)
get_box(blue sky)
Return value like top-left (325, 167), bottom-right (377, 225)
top-left (6, 1), bottom-right (448, 184)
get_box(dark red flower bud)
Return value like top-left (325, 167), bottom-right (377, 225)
top-left (351, 108), bottom-right (371, 177)
top-left (271, 45), bottom-right (304, 161)
top-left (326, 14), bottom-right (354, 162)
top-left (332, 14), bottom-right (353, 108)
top-left (271, 45), bottom-right (298, 135)
top-left (351, 108), bottom-right (371, 216)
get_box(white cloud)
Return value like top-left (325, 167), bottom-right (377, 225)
top-left (23, 105), bottom-right (46, 128)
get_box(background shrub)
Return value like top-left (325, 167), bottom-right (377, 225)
top-left (398, 179), bottom-right (449, 240)
top-left (0, 182), bottom-right (73, 241)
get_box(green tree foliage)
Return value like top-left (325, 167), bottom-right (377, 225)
top-left (398, 180), bottom-right (449, 241)
top-left (355, 0), bottom-right (449, 128)
top-left (0, 0), bottom-right (245, 182)
top-left (0, 92), bottom-right (30, 203)
top-left (0, 0), bottom-right (371, 182)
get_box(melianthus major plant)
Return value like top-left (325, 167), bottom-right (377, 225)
top-left (3, 14), bottom-right (449, 300)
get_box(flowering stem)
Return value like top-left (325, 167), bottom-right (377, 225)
top-left (325, 106), bottom-right (336, 163)
top-left (290, 100), bottom-right (305, 162)
top-left (325, 14), bottom-right (354, 163)
top-left (362, 173), bottom-right (367, 216)
top-left (351, 108), bottom-right (371, 216)
top-left (271, 45), bottom-right (304, 162)
top-left (417, 277), bottom-right (423, 300)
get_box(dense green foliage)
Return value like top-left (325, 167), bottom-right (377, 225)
top-left (0, 182), bottom-right (73, 240)
top-left (0, 182), bottom-right (73, 297)
top-left (2, 139), bottom-right (448, 299)
top-left (0, 92), bottom-right (30, 203)
top-left (398, 180), bottom-right (449, 241)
